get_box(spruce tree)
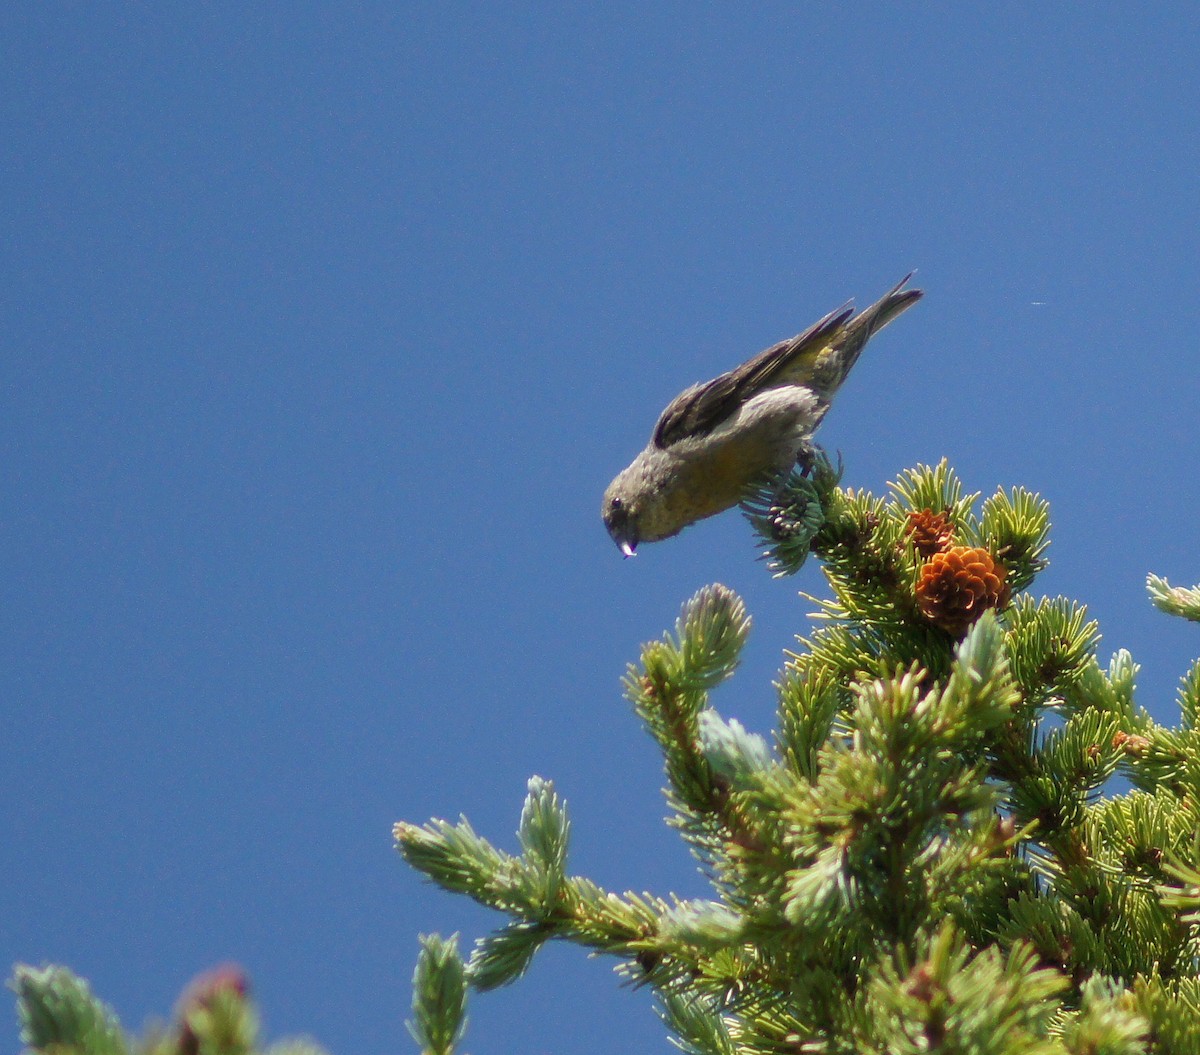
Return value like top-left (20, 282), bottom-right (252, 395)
top-left (12, 460), bottom-right (1200, 1054)
top-left (396, 459), bottom-right (1200, 1055)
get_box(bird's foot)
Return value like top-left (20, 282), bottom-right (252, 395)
top-left (794, 440), bottom-right (825, 479)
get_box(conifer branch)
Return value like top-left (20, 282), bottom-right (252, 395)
top-left (10, 965), bottom-right (127, 1055)
top-left (385, 464), bottom-right (1200, 1050)
top-left (741, 453), bottom-right (842, 577)
top-left (1148, 574), bottom-right (1200, 623)
top-left (407, 935), bottom-right (468, 1055)
top-left (19, 461), bottom-right (1200, 1054)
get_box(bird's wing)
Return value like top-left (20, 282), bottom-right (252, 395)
top-left (651, 304), bottom-right (853, 450)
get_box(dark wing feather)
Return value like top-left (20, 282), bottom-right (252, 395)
top-left (819, 275), bottom-right (922, 388)
top-left (652, 305), bottom-right (853, 450)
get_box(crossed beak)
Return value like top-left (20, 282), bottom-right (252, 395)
top-left (619, 540), bottom-right (637, 558)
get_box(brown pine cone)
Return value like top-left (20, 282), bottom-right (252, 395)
top-left (905, 509), bottom-right (956, 558)
top-left (915, 546), bottom-right (1010, 635)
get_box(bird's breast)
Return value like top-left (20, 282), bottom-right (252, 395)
top-left (650, 427), bottom-right (786, 534)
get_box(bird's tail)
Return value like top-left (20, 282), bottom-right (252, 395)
top-left (823, 274), bottom-right (923, 389)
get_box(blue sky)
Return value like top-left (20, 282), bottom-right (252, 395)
top-left (3, 5), bottom-right (1199, 1053)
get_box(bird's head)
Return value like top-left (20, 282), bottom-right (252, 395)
top-left (602, 452), bottom-right (687, 556)
top-left (602, 485), bottom-right (640, 557)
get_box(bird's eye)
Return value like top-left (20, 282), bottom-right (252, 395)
top-left (610, 497), bottom-right (623, 510)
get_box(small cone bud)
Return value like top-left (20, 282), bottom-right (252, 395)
top-left (905, 509), bottom-right (956, 558)
top-left (176, 964), bottom-right (250, 1055)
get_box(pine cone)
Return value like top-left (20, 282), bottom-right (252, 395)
top-left (915, 546), bottom-right (1010, 635)
top-left (1112, 731), bottom-right (1151, 757)
top-left (905, 509), bottom-right (956, 558)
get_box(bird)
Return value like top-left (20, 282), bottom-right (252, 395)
top-left (602, 276), bottom-right (922, 556)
